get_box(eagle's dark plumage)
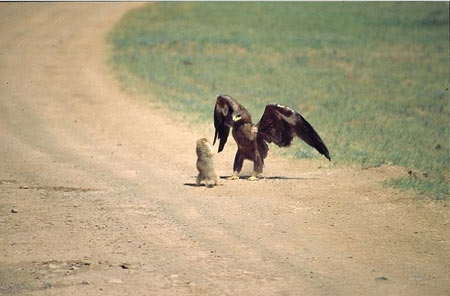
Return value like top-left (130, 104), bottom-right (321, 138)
top-left (213, 94), bottom-right (330, 180)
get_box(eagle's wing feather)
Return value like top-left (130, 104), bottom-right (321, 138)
top-left (257, 104), bottom-right (330, 160)
top-left (213, 100), bottom-right (230, 152)
top-left (213, 95), bottom-right (243, 153)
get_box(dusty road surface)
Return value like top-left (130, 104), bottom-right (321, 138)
top-left (0, 3), bottom-right (449, 296)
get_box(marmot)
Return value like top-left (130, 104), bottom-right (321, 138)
top-left (196, 138), bottom-right (219, 188)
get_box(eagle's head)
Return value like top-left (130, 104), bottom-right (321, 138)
top-left (232, 112), bottom-right (242, 122)
top-left (232, 111), bottom-right (251, 125)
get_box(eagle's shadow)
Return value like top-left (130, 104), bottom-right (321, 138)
top-left (184, 175), bottom-right (314, 187)
top-left (220, 175), bottom-right (309, 180)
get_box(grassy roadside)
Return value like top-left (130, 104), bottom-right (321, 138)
top-left (107, 2), bottom-right (449, 199)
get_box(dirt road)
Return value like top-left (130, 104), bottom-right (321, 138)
top-left (0, 3), bottom-right (448, 295)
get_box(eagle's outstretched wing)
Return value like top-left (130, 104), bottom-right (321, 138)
top-left (257, 104), bottom-right (331, 160)
top-left (213, 95), bottom-right (247, 152)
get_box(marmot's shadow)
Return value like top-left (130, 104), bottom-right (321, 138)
top-left (184, 183), bottom-right (206, 187)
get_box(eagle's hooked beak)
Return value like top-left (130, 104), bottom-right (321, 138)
top-left (232, 114), bottom-right (242, 122)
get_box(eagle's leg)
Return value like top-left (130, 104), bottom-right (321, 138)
top-left (248, 152), bottom-right (263, 181)
top-left (227, 150), bottom-right (244, 180)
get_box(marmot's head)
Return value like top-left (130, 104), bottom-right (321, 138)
top-left (196, 138), bottom-right (209, 146)
top-left (196, 138), bottom-right (213, 157)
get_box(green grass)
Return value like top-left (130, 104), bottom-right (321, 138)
top-left (107, 2), bottom-right (449, 200)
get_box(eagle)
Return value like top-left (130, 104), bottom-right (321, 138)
top-left (213, 94), bottom-right (330, 180)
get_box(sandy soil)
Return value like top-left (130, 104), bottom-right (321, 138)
top-left (0, 3), bottom-right (449, 296)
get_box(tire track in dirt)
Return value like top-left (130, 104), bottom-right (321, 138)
top-left (0, 3), bottom-right (448, 296)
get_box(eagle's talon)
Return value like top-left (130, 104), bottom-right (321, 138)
top-left (227, 175), bottom-right (239, 180)
top-left (248, 176), bottom-right (259, 181)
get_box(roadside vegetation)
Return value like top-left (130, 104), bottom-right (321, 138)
top-left (108, 2), bottom-right (449, 199)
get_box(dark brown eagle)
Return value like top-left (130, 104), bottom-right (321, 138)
top-left (213, 94), bottom-right (330, 180)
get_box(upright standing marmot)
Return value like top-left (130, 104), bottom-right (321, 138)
top-left (196, 138), bottom-right (219, 188)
